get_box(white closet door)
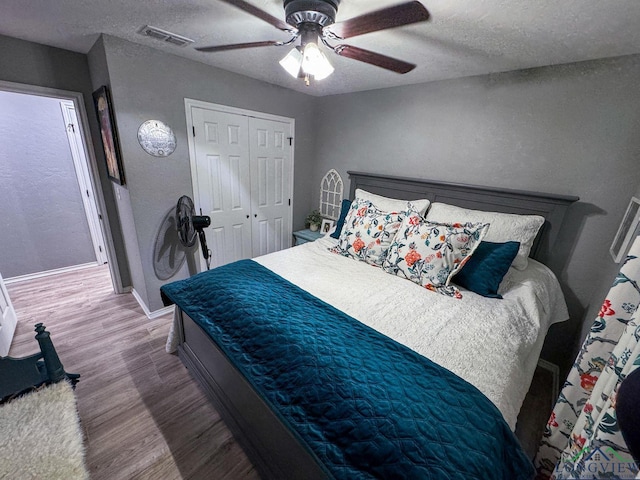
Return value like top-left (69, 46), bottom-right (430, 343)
top-left (191, 107), bottom-right (252, 269)
top-left (0, 272), bottom-right (18, 357)
top-left (249, 117), bottom-right (293, 257)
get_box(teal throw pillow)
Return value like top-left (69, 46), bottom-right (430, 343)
top-left (452, 241), bottom-right (520, 298)
top-left (330, 199), bottom-right (353, 239)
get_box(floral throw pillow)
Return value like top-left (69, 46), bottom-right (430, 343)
top-left (382, 214), bottom-right (489, 298)
top-left (331, 198), bottom-right (410, 267)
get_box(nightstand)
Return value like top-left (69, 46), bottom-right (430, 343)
top-left (293, 229), bottom-right (323, 246)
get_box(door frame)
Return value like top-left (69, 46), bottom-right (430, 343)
top-left (184, 98), bottom-right (295, 271)
top-left (0, 272), bottom-right (18, 356)
top-left (0, 80), bottom-right (123, 292)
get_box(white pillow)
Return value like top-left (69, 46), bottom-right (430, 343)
top-left (355, 188), bottom-right (430, 216)
top-left (425, 202), bottom-right (544, 270)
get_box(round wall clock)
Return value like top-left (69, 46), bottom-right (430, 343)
top-left (137, 120), bottom-right (177, 157)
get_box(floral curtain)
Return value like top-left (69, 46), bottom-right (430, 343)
top-left (535, 235), bottom-right (640, 479)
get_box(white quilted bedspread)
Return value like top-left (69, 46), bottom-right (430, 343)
top-left (255, 235), bottom-right (568, 430)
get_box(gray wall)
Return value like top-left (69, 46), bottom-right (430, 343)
top-left (0, 91), bottom-right (95, 277)
top-left (4, 31), bottom-right (638, 374)
top-left (0, 33), bottom-right (131, 287)
top-left (313, 54), bottom-right (640, 373)
top-left (0, 34), bottom-right (94, 96)
top-left (86, 36), bottom-right (144, 299)
top-left (91, 35), bottom-right (318, 312)
top-left (578, 178), bottom-right (640, 342)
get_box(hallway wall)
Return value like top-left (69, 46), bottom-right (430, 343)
top-left (0, 90), bottom-right (95, 277)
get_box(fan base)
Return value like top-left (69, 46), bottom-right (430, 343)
top-left (284, 0), bottom-right (339, 27)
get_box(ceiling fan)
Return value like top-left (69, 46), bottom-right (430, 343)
top-left (196, 0), bottom-right (430, 85)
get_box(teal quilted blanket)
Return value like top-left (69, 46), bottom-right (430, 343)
top-left (161, 260), bottom-right (534, 479)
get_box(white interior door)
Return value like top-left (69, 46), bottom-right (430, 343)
top-left (0, 272), bottom-right (18, 357)
top-left (249, 117), bottom-right (293, 257)
top-left (60, 100), bottom-right (108, 264)
top-left (191, 106), bottom-right (252, 269)
top-left (187, 100), bottom-right (294, 271)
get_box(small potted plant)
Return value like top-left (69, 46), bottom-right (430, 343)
top-left (305, 210), bottom-right (323, 232)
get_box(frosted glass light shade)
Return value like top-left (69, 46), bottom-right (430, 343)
top-left (301, 42), bottom-right (334, 80)
top-left (279, 48), bottom-right (303, 78)
top-left (279, 42), bottom-right (334, 81)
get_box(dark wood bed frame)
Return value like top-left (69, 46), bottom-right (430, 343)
top-left (0, 323), bottom-right (80, 402)
top-left (175, 171), bottom-right (579, 479)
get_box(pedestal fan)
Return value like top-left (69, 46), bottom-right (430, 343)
top-left (175, 195), bottom-right (212, 270)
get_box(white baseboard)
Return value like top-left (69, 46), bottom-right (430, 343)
top-left (537, 358), bottom-right (560, 407)
top-left (4, 262), bottom-right (102, 284)
top-left (149, 305), bottom-right (174, 319)
top-left (131, 288), bottom-right (174, 319)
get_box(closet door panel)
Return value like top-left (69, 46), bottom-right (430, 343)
top-left (189, 101), bottom-right (294, 271)
top-left (191, 107), bottom-right (252, 268)
top-left (249, 117), bottom-right (293, 257)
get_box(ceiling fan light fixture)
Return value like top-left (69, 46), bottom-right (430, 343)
top-left (279, 47), bottom-right (303, 78)
top-left (197, 0), bottom-right (430, 83)
top-left (301, 42), bottom-right (334, 80)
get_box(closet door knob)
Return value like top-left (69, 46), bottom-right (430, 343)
top-left (246, 215), bottom-right (250, 219)
top-left (254, 214), bottom-right (257, 218)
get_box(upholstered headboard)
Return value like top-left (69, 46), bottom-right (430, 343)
top-left (348, 171), bottom-right (579, 266)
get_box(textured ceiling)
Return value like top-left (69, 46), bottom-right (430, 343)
top-left (1, 0), bottom-right (640, 96)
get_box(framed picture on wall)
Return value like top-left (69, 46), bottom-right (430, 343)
top-left (610, 196), bottom-right (640, 263)
top-left (92, 85), bottom-right (125, 185)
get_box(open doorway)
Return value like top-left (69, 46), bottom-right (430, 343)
top-left (0, 82), bottom-right (118, 291)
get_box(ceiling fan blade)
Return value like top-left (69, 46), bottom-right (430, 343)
top-left (196, 40), bottom-right (281, 52)
top-left (326, 1), bottom-right (429, 39)
top-left (334, 45), bottom-right (416, 74)
top-left (218, 0), bottom-right (293, 32)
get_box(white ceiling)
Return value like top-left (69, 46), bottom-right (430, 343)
top-left (2, 0), bottom-right (640, 97)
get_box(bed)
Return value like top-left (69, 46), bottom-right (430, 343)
top-left (0, 323), bottom-right (79, 402)
top-left (162, 171), bottom-right (579, 479)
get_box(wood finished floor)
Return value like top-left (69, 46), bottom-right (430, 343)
top-left (7, 265), bottom-right (260, 480)
top-left (6, 264), bottom-right (553, 478)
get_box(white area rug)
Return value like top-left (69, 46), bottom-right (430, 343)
top-left (0, 381), bottom-right (88, 479)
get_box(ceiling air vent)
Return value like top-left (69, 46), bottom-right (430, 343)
top-left (138, 25), bottom-right (194, 47)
